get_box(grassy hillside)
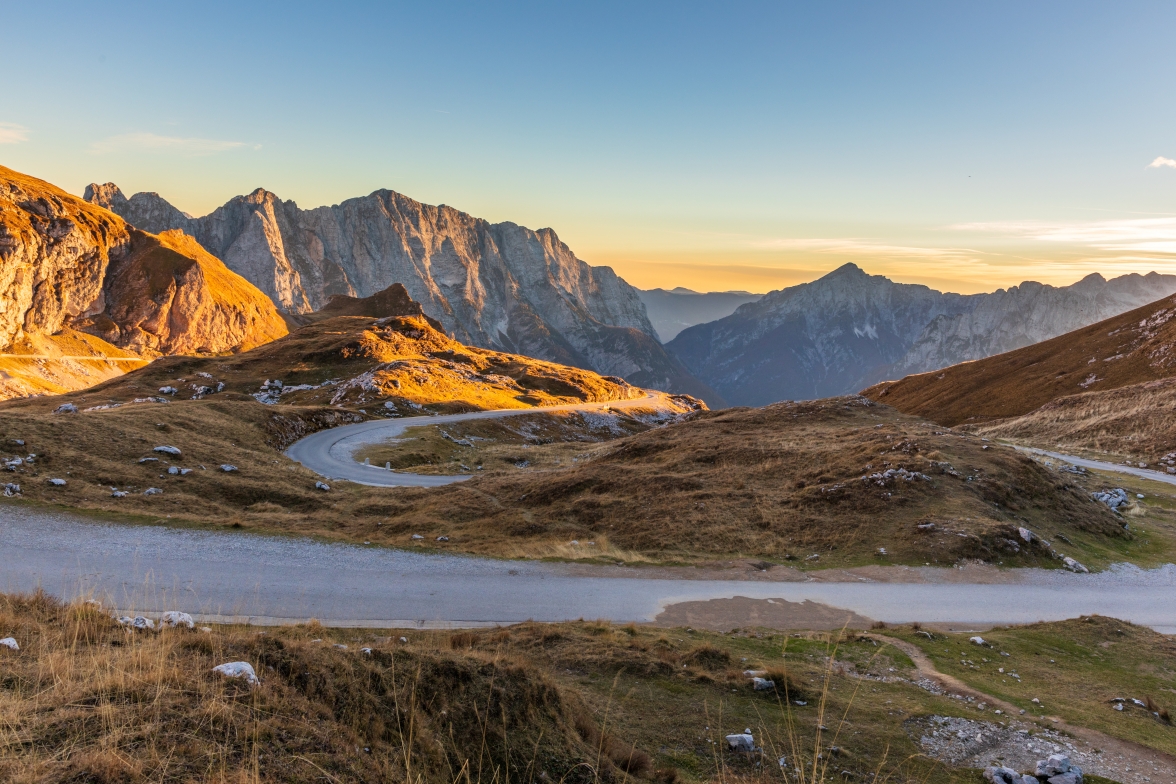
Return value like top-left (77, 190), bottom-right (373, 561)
top-left (971, 377), bottom-right (1176, 464)
top-left (0, 591), bottom-right (1158, 783)
top-left (862, 292), bottom-right (1176, 427)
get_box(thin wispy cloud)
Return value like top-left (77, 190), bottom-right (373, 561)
top-left (0, 122), bottom-right (29, 144)
top-left (90, 132), bottom-right (259, 155)
top-left (955, 217), bottom-right (1176, 256)
top-left (753, 237), bottom-right (983, 262)
top-left (1148, 156), bottom-right (1176, 169)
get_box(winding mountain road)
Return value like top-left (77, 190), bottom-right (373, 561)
top-left (285, 393), bottom-right (664, 487)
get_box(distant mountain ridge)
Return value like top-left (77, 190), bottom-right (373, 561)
top-left (637, 287), bottom-right (762, 342)
top-left (85, 183), bottom-right (719, 403)
top-left (667, 263), bottom-right (1176, 406)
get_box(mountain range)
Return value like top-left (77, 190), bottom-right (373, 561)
top-left (667, 263), bottom-right (1176, 406)
top-left (84, 183), bottom-right (718, 402)
top-left (636, 287), bottom-right (762, 342)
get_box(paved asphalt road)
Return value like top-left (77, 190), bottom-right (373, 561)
top-left (3, 506), bottom-right (1174, 632)
top-left (285, 394), bottom-right (662, 487)
top-left (1017, 446), bottom-right (1176, 487)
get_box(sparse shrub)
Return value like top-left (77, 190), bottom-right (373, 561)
top-left (449, 631), bottom-right (477, 649)
top-left (682, 644), bottom-right (731, 671)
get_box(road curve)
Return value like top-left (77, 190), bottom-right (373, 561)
top-left (285, 393), bottom-right (664, 487)
top-left (1018, 446), bottom-right (1176, 487)
top-left (2, 506), bottom-right (1174, 632)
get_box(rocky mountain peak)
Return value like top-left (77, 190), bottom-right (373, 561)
top-left (83, 182), bottom-right (128, 213)
top-left (84, 182), bottom-right (718, 403)
top-left (668, 263), bottom-right (1176, 406)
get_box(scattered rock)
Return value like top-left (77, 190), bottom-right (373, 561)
top-left (970, 636), bottom-right (987, 646)
top-left (212, 661), bottom-right (259, 687)
top-left (160, 611), bottom-right (195, 629)
top-left (436, 535), bottom-right (449, 542)
top-left (983, 766), bottom-right (1036, 784)
top-left (144, 487), bottom-right (163, 495)
top-left (47, 478), bottom-right (66, 487)
top-left (361, 647), bottom-right (373, 654)
top-left (411, 534), bottom-right (424, 540)
top-left (1036, 753), bottom-right (1081, 783)
top-left (154, 446), bottom-right (182, 457)
top-left (53, 403), bottom-right (78, 414)
top-left (159, 386), bottom-right (178, 395)
top-left (117, 616), bottom-right (156, 631)
top-left (1091, 488), bottom-right (1129, 510)
top-left (752, 677), bottom-right (776, 691)
top-left (726, 730), bottom-right (756, 752)
top-left (1062, 557), bottom-right (1089, 574)
top-left (0, 637), bottom-right (18, 651)
top-left (315, 481), bottom-right (330, 491)
top-left (4, 483), bottom-right (21, 496)
top-left (138, 457), bottom-right (159, 463)
top-left (219, 464), bottom-right (238, 472)
top-left (111, 489), bottom-right (128, 498)
top-left (399, 637), bottom-right (408, 643)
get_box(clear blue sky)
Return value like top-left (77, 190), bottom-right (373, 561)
top-left (2, 1), bottom-right (1174, 293)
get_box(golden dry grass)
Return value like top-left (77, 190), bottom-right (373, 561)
top-left (970, 376), bottom-right (1176, 464)
top-left (0, 591), bottom-right (1043, 784)
top-left (0, 387), bottom-right (1131, 569)
top-left (354, 396), bottom-right (1127, 567)
top-left (863, 292), bottom-right (1176, 427)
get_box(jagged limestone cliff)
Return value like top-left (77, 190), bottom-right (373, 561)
top-left (84, 184), bottom-right (718, 402)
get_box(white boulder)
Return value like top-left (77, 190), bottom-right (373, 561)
top-left (0, 637), bottom-right (18, 651)
top-left (1062, 557), bottom-right (1089, 574)
top-left (315, 481), bottom-right (330, 491)
top-left (154, 446), bottom-right (182, 457)
top-left (160, 611), bottom-right (195, 629)
top-left (212, 661), bottom-right (259, 687)
top-left (4, 483), bottom-right (21, 496)
top-left (54, 403), bottom-right (78, 414)
top-left (726, 731), bottom-right (755, 752)
top-left (752, 677), bottom-right (776, 691)
top-left (144, 487), bottom-right (163, 495)
top-left (219, 464), bottom-right (238, 472)
top-left (47, 477), bottom-right (66, 486)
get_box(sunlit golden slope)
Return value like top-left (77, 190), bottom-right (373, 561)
top-left (0, 165), bottom-right (287, 400)
top-left (863, 291), bottom-right (1176, 427)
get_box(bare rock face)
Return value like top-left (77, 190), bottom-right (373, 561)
top-left (1, 166), bottom-right (131, 347)
top-left (668, 263), bottom-right (1176, 406)
top-left (85, 183), bottom-right (717, 401)
top-left (75, 230), bottom-right (288, 356)
top-left (0, 166), bottom-right (287, 380)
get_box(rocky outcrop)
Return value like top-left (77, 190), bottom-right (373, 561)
top-left (0, 166), bottom-right (287, 394)
top-left (75, 229), bottom-right (288, 356)
top-left (1, 166), bottom-right (131, 347)
top-left (84, 183), bottom-right (717, 401)
top-left (310, 282), bottom-right (445, 330)
top-left (668, 263), bottom-right (1176, 406)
